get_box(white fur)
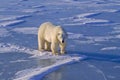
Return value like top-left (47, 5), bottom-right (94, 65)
top-left (38, 22), bottom-right (67, 55)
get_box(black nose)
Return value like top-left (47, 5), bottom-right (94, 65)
top-left (62, 40), bottom-right (64, 43)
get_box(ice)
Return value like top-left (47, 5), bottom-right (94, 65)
top-left (0, 42), bottom-right (85, 80)
top-left (111, 30), bottom-right (120, 34)
top-left (0, 43), bottom-right (41, 56)
top-left (22, 9), bottom-right (40, 13)
top-left (111, 26), bottom-right (120, 34)
top-left (74, 13), bottom-right (101, 18)
top-left (0, 15), bottom-right (31, 21)
top-left (101, 47), bottom-right (120, 51)
top-left (107, 75), bottom-right (116, 79)
top-left (60, 13), bottom-right (109, 25)
top-left (113, 66), bottom-right (120, 69)
top-left (87, 62), bottom-right (108, 80)
top-left (0, 28), bottom-right (10, 37)
top-left (13, 27), bottom-right (38, 35)
top-left (0, 72), bottom-right (3, 76)
top-left (0, 43), bottom-right (85, 80)
top-left (0, 20), bottom-right (25, 27)
top-left (14, 55), bottom-right (83, 80)
top-left (10, 59), bottom-right (29, 63)
top-left (68, 32), bottom-right (83, 39)
top-left (32, 5), bottom-right (45, 8)
top-left (113, 27), bottom-right (120, 30)
top-left (115, 35), bottom-right (120, 39)
top-left (85, 36), bottom-right (113, 42)
top-left (0, 0), bottom-right (120, 80)
top-left (96, 9), bottom-right (118, 13)
top-left (74, 40), bottom-right (95, 44)
top-left (0, 15), bottom-right (31, 27)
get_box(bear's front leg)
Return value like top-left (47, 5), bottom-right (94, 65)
top-left (59, 43), bottom-right (66, 54)
top-left (51, 43), bottom-right (59, 55)
top-left (45, 41), bottom-right (51, 51)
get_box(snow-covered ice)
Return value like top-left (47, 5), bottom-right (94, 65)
top-left (14, 55), bottom-right (83, 80)
top-left (0, 0), bottom-right (120, 80)
top-left (101, 47), bottom-right (120, 51)
top-left (60, 12), bottom-right (109, 26)
top-left (0, 28), bottom-right (10, 37)
top-left (12, 27), bottom-right (38, 35)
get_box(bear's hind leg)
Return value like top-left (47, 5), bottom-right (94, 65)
top-left (38, 38), bottom-right (45, 51)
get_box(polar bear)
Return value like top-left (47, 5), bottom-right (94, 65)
top-left (38, 22), bottom-right (67, 55)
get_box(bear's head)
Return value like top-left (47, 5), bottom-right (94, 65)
top-left (55, 26), bottom-right (67, 44)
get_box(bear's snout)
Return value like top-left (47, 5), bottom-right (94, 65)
top-left (62, 40), bottom-right (64, 43)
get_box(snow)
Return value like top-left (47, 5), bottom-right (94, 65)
top-left (113, 66), bottom-right (120, 69)
top-left (0, 43), bottom-right (41, 56)
top-left (0, 42), bottom-right (85, 80)
top-left (85, 36), bottom-right (113, 42)
top-left (10, 59), bottom-right (29, 63)
top-left (0, 28), bottom-right (10, 37)
top-left (22, 9), bottom-right (40, 13)
top-left (115, 35), bottom-right (120, 39)
top-left (0, 0), bottom-right (120, 80)
top-left (74, 40), bottom-right (95, 44)
top-left (101, 47), bottom-right (120, 51)
top-left (60, 12), bottom-right (109, 26)
top-left (0, 15), bottom-right (31, 21)
top-left (0, 72), bottom-right (3, 76)
top-left (0, 20), bottom-right (25, 27)
top-left (13, 27), bottom-right (38, 35)
top-left (0, 15), bottom-right (31, 27)
top-left (111, 26), bottom-right (120, 34)
top-left (68, 33), bottom-right (83, 39)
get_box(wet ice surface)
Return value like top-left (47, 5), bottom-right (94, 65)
top-left (43, 60), bottom-right (120, 80)
top-left (0, 0), bottom-right (120, 80)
